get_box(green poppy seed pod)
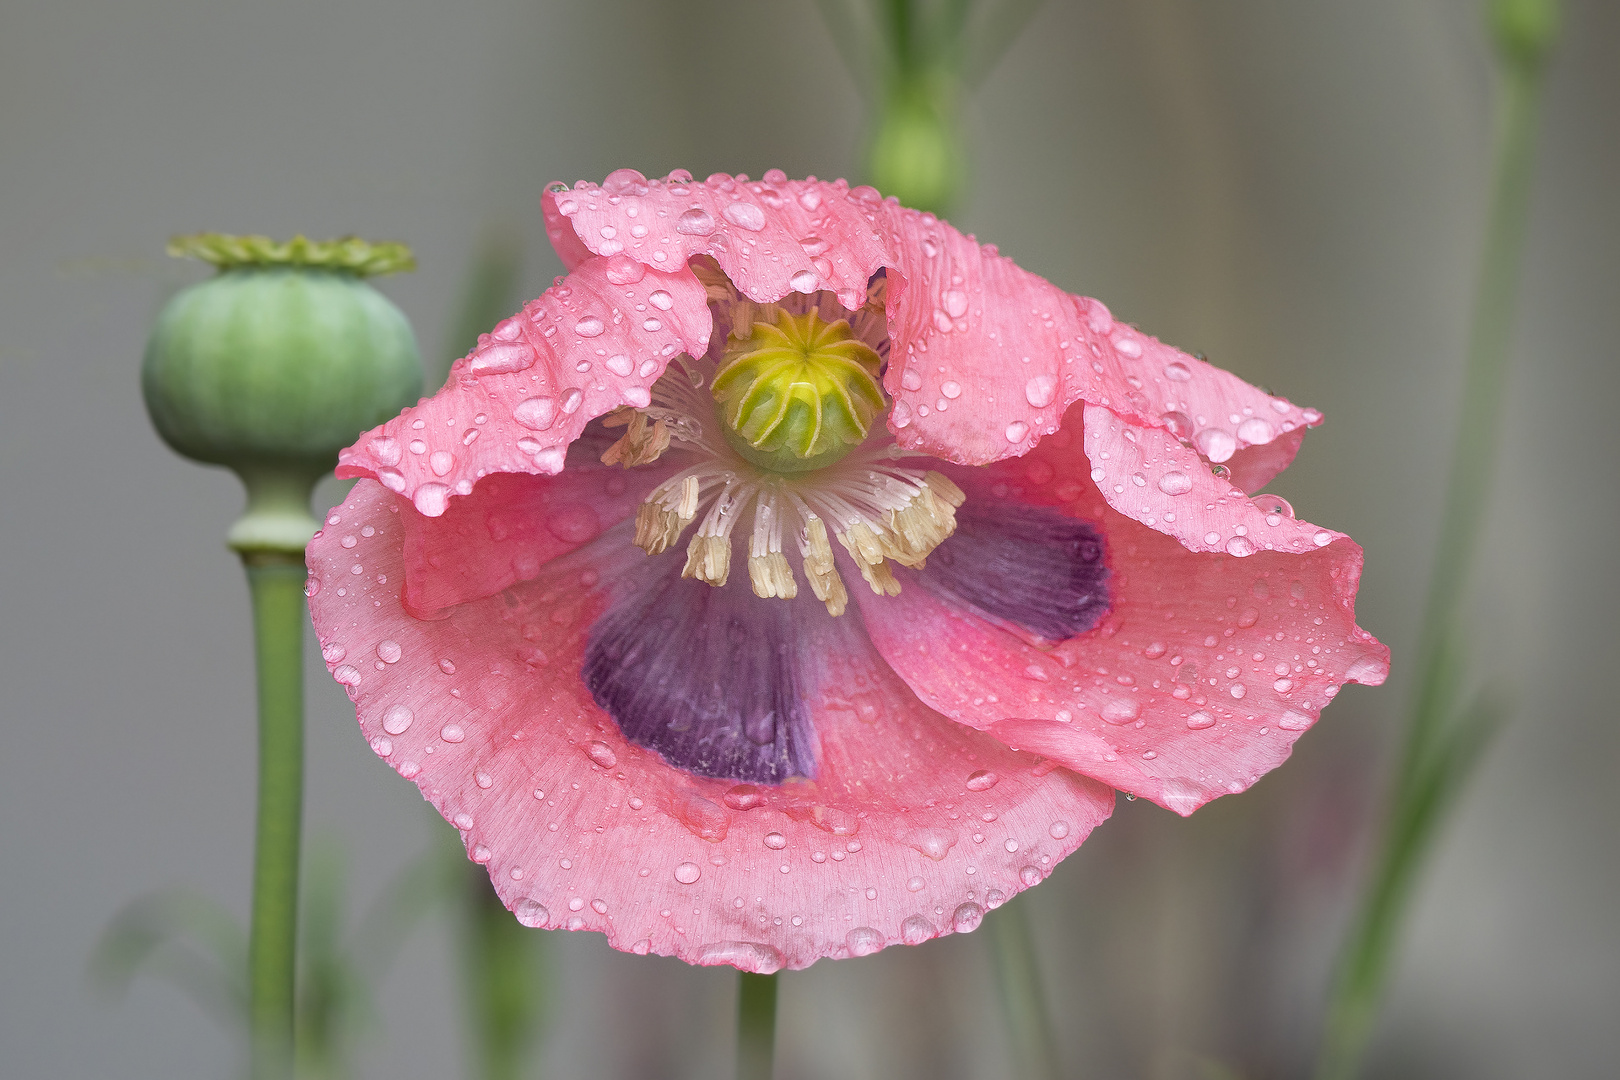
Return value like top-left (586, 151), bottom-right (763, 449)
top-left (143, 234), bottom-right (424, 554)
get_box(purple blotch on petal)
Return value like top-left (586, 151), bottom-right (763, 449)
top-left (583, 559), bottom-right (817, 784)
top-left (913, 501), bottom-right (1110, 642)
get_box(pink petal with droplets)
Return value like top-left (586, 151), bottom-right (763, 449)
top-left (398, 460), bottom-right (671, 617)
top-left (1081, 404), bottom-right (1338, 557)
top-left (854, 408), bottom-right (1388, 815)
top-left (308, 480), bottom-right (1114, 969)
top-left (544, 170), bottom-right (1318, 468)
top-left (334, 255), bottom-right (709, 516)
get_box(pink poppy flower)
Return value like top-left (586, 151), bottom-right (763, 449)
top-left (307, 169), bottom-right (1387, 973)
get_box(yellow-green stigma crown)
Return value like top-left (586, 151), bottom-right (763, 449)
top-left (710, 310), bottom-right (886, 473)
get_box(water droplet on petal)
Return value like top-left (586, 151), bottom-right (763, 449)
top-left (440, 723), bottom-right (465, 743)
top-left (1278, 710), bottom-right (1313, 731)
top-left (1049, 821), bottom-right (1070, 839)
top-left (941, 380), bottom-right (962, 399)
top-left (763, 832), bottom-right (787, 850)
top-left (723, 201), bottom-right (766, 230)
top-left (469, 341), bottom-right (534, 376)
top-left (1025, 375), bottom-right (1057, 408)
top-left (413, 483), bottom-right (450, 516)
top-left (1019, 865), bottom-right (1043, 887)
top-left (1238, 417), bottom-right (1274, 444)
top-left (1226, 535), bottom-right (1256, 557)
top-left (1196, 428), bottom-right (1237, 462)
top-left (368, 436), bottom-right (402, 465)
top-left (648, 289), bottom-right (674, 310)
top-left (952, 903), bottom-right (985, 934)
top-left (513, 898), bottom-right (549, 927)
top-left (1102, 697), bottom-right (1141, 724)
top-left (605, 354), bottom-right (634, 376)
top-left (514, 397), bottom-right (556, 431)
top-left (790, 269), bottom-right (818, 293)
top-left (1005, 421), bottom-right (1030, 443)
top-left (846, 926), bottom-right (884, 956)
top-left (942, 289), bottom-right (969, 318)
top-left (586, 741), bottom-right (616, 768)
top-left (1186, 710), bottom-right (1216, 729)
top-left (673, 862), bottom-right (701, 884)
top-left (560, 388), bottom-right (584, 414)
top-left (965, 770), bottom-right (998, 791)
top-left (676, 208), bottom-right (716, 235)
top-left (1164, 360), bottom-right (1191, 380)
top-left (1157, 471), bottom-right (1193, 496)
top-left (429, 450), bottom-right (455, 475)
top-left (603, 254), bottom-right (646, 285)
top-left (901, 915), bottom-right (935, 944)
top-left (574, 316), bottom-right (605, 338)
top-left (382, 704), bottom-right (413, 734)
top-left (376, 640), bottom-right (402, 663)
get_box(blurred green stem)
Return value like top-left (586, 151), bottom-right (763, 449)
top-left (1314, 5), bottom-right (1555, 1077)
top-left (988, 896), bottom-right (1063, 1080)
top-left (463, 866), bottom-right (545, 1080)
top-left (736, 972), bottom-right (778, 1080)
top-left (244, 552), bottom-right (308, 1080)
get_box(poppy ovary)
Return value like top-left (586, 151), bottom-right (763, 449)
top-left (710, 309), bottom-right (886, 475)
top-left (143, 233), bottom-right (422, 554)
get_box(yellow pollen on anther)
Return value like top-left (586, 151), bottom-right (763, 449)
top-left (682, 534), bottom-right (732, 586)
top-left (748, 552), bottom-right (798, 600)
top-left (600, 409), bottom-right (671, 468)
top-left (801, 516), bottom-right (849, 616)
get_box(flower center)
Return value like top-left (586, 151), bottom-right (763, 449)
top-left (602, 268), bottom-right (965, 616)
top-left (710, 310), bottom-right (885, 473)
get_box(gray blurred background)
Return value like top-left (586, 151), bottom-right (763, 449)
top-left (3, 0), bottom-right (1616, 1077)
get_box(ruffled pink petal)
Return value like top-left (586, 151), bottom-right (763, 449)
top-left (1220, 425), bottom-right (1306, 494)
top-left (333, 254), bottom-right (710, 517)
top-left (854, 409), bottom-right (1388, 815)
top-left (1080, 404), bottom-right (1337, 557)
top-left (397, 462), bottom-right (671, 618)
top-left (308, 480), bottom-right (1114, 970)
top-left (544, 169), bottom-right (1318, 469)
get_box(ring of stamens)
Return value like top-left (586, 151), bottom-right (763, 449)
top-left (607, 268), bottom-right (965, 616)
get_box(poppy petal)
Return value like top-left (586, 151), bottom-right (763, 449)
top-left (308, 480), bottom-right (1116, 969)
top-left (333, 254), bottom-right (710, 517)
top-left (853, 410), bottom-right (1388, 815)
top-left (546, 170), bottom-right (1318, 468)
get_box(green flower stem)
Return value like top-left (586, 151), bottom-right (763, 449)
top-left (1314, 7), bottom-right (1554, 1077)
top-left (243, 551), bottom-right (310, 1080)
top-left (736, 972), bottom-right (779, 1080)
top-left (988, 895), bottom-right (1063, 1080)
top-left (463, 864), bottom-right (544, 1080)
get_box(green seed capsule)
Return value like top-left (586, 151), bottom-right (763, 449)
top-left (143, 234), bottom-right (424, 552)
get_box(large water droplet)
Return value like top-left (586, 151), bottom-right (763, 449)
top-left (676, 208), bottom-right (716, 235)
top-left (586, 741), bottom-right (617, 768)
top-left (723, 201), bottom-right (766, 231)
top-left (942, 289), bottom-right (969, 318)
top-left (906, 828), bottom-right (958, 861)
top-left (413, 483), bottom-right (450, 517)
top-left (513, 898), bottom-right (549, 928)
top-left (1025, 375), bottom-right (1057, 408)
top-left (901, 915), bottom-right (935, 945)
top-left (1225, 535), bottom-right (1256, 557)
top-left (846, 926), bottom-right (884, 957)
top-left (1195, 428), bottom-right (1237, 462)
top-left (763, 832), bottom-right (787, 850)
top-left (574, 316), bottom-right (605, 338)
top-left (1019, 865), bottom-right (1043, 887)
top-left (376, 640), bottom-right (402, 663)
top-left (695, 941), bottom-right (783, 974)
top-left (1157, 471), bottom-right (1193, 496)
top-left (604, 254), bottom-right (646, 285)
top-left (1237, 417), bottom-right (1274, 444)
top-left (429, 450), bottom-right (455, 476)
top-left (605, 354), bottom-right (633, 376)
top-left (601, 168), bottom-right (649, 196)
top-left (952, 902), bottom-right (985, 934)
top-left (1186, 710), bottom-right (1216, 729)
top-left (513, 397), bottom-right (556, 431)
top-left (790, 269), bottom-right (819, 293)
top-left (440, 722), bottom-right (465, 743)
top-left (368, 436), bottom-right (402, 465)
top-left (1101, 697), bottom-right (1141, 724)
top-left (382, 704), bottom-right (414, 735)
top-left (673, 862), bottom-right (701, 884)
top-left (965, 770), bottom-right (998, 791)
top-left (560, 388), bottom-right (584, 414)
top-left (1005, 421), bottom-right (1030, 443)
top-left (469, 341), bottom-right (534, 376)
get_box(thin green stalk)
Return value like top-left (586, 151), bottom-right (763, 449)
top-left (1315, 5), bottom-right (1556, 1077)
top-left (244, 552), bottom-right (309, 1080)
top-left (988, 896), bottom-right (1063, 1080)
top-left (463, 864), bottom-right (545, 1080)
top-left (736, 972), bottom-right (779, 1080)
